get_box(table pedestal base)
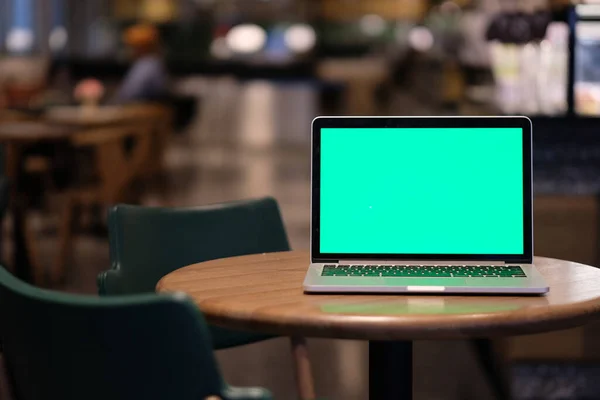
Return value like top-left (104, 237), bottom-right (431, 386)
top-left (369, 341), bottom-right (412, 400)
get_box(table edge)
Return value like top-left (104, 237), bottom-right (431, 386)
top-left (156, 251), bottom-right (600, 340)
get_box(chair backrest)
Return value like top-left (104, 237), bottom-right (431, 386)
top-left (0, 266), bottom-right (230, 400)
top-left (99, 197), bottom-right (290, 295)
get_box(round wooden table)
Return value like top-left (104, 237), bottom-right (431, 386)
top-left (44, 104), bottom-right (168, 128)
top-left (157, 250), bottom-right (600, 400)
top-left (44, 104), bottom-right (172, 177)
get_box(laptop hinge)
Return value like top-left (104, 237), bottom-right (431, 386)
top-left (312, 258), bottom-right (338, 263)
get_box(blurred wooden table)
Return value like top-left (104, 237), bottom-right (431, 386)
top-left (317, 58), bottom-right (389, 115)
top-left (44, 105), bottom-right (142, 127)
top-left (157, 250), bottom-right (600, 400)
top-left (0, 122), bottom-right (77, 282)
top-left (45, 104), bottom-right (172, 176)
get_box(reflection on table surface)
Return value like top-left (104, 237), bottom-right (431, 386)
top-left (319, 297), bottom-right (544, 316)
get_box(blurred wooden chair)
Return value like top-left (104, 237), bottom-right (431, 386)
top-left (0, 110), bottom-right (55, 191)
top-left (0, 121), bottom-right (77, 285)
top-left (54, 123), bottom-right (153, 282)
top-left (124, 104), bottom-right (173, 177)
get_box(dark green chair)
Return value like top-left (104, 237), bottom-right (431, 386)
top-left (0, 266), bottom-right (272, 400)
top-left (98, 197), bottom-right (315, 399)
top-left (98, 197), bottom-right (288, 348)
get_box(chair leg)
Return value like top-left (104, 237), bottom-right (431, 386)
top-left (24, 216), bottom-right (43, 285)
top-left (471, 338), bottom-right (511, 400)
top-left (290, 336), bottom-right (316, 400)
top-left (53, 196), bottom-right (75, 284)
top-left (0, 354), bottom-right (15, 400)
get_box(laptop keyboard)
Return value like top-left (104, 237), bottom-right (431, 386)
top-left (321, 265), bottom-right (526, 278)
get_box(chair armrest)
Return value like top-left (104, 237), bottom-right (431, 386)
top-left (97, 270), bottom-right (109, 295)
top-left (222, 386), bottom-right (273, 400)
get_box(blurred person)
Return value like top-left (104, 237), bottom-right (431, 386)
top-left (114, 23), bottom-right (169, 103)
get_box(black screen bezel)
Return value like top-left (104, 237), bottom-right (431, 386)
top-left (311, 117), bottom-right (533, 263)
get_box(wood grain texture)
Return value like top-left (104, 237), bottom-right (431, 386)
top-left (157, 251), bottom-right (600, 340)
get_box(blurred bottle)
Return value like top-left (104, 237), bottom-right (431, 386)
top-left (511, 8), bottom-right (538, 114)
top-left (487, 10), bottom-right (521, 113)
top-left (538, 22), bottom-right (569, 115)
top-left (487, 2), bottom-right (558, 115)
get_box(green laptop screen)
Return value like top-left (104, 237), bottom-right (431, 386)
top-left (319, 127), bottom-right (524, 255)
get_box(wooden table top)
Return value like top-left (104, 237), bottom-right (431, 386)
top-left (44, 104), bottom-right (169, 127)
top-left (0, 122), bottom-right (77, 142)
top-left (156, 250), bottom-right (600, 340)
top-left (44, 105), bottom-right (140, 127)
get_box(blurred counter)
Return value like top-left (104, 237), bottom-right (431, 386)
top-left (61, 58), bottom-right (316, 81)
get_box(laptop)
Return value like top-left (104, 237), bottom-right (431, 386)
top-left (303, 116), bottom-right (549, 294)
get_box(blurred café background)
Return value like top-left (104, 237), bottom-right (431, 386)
top-left (2, 0), bottom-right (600, 399)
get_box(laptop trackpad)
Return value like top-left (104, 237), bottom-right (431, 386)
top-left (407, 286), bottom-right (445, 292)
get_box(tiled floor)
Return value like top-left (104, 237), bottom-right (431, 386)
top-left (28, 79), bottom-right (495, 400)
